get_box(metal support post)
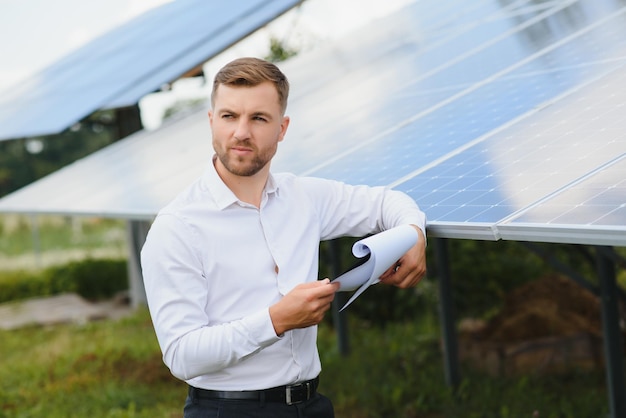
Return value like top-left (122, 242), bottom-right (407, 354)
top-left (29, 214), bottom-right (42, 269)
top-left (126, 219), bottom-right (152, 308)
top-left (596, 246), bottom-right (626, 418)
top-left (434, 238), bottom-right (460, 388)
top-left (114, 104), bottom-right (143, 140)
top-left (329, 239), bottom-right (351, 356)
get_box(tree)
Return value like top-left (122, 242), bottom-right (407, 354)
top-left (265, 36), bottom-right (299, 63)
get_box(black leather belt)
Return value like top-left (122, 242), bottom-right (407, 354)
top-left (189, 377), bottom-right (319, 405)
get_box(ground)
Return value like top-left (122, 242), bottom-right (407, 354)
top-left (477, 274), bottom-right (605, 342)
top-left (458, 274), bottom-right (626, 376)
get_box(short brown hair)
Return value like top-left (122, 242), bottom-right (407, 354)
top-left (211, 57), bottom-right (290, 114)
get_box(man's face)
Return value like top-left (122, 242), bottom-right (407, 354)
top-left (209, 82), bottom-right (289, 178)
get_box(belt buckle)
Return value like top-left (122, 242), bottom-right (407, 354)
top-left (285, 382), bottom-right (310, 405)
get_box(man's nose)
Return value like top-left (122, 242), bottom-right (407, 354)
top-left (233, 120), bottom-right (251, 140)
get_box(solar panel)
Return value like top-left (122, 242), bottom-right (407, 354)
top-left (0, 109), bottom-right (212, 218)
top-left (497, 155), bottom-right (626, 245)
top-left (495, 66), bottom-right (626, 245)
top-left (274, 0), bottom-right (626, 183)
top-left (1, 0), bottom-right (625, 247)
top-left (0, 0), bottom-right (304, 141)
top-left (395, 60), bottom-right (626, 229)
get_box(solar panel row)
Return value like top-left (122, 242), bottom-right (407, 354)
top-left (273, 0), bottom-right (626, 244)
top-left (0, 0), bottom-right (304, 141)
top-left (0, 0), bottom-right (624, 246)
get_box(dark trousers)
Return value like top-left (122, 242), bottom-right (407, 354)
top-left (183, 391), bottom-right (335, 418)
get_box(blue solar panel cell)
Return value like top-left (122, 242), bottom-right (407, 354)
top-left (504, 156), bottom-right (626, 227)
top-left (402, 61), bottom-right (626, 228)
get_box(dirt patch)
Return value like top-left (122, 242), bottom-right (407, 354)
top-left (459, 274), bottom-right (625, 376)
top-left (474, 274), bottom-right (604, 342)
top-left (0, 292), bottom-right (133, 330)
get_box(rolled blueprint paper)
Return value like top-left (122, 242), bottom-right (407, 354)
top-left (332, 224), bottom-right (418, 311)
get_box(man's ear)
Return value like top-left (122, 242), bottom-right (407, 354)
top-left (208, 110), bottom-right (213, 127)
top-left (278, 115), bottom-right (290, 142)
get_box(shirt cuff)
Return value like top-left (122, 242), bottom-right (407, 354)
top-left (246, 308), bottom-right (283, 346)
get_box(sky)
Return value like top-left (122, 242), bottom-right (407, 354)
top-left (0, 0), bottom-right (171, 90)
top-left (0, 0), bottom-right (414, 129)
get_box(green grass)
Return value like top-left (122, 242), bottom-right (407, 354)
top-left (0, 215), bottom-right (616, 417)
top-left (319, 317), bottom-right (610, 418)
top-left (0, 308), bottom-right (610, 418)
top-left (0, 309), bottom-right (183, 418)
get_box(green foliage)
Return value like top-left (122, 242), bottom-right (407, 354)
top-left (447, 368), bottom-right (608, 418)
top-left (322, 319), bottom-right (609, 417)
top-left (0, 309), bottom-right (610, 417)
top-left (321, 237), bottom-right (619, 326)
top-left (445, 239), bottom-right (546, 319)
top-left (162, 98), bottom-right (207, 121)
top-left (318, 320), bottom-right (449, 417)
top-left (47, 258), bottom-right (128, 300)
top-left (618, 268), bottom-right (626, 289)
top-left (339, 277), bottom-right (440, 327)
top-left (0, 308), bottom-right (182, 418)
top-left (0, 110), bottom-right (116, 199)
top-left (0, 258), bottom-right (128, 303)
top-left (264, 36), bottom-right (299, 63)
top-left (320, 237), bottom-right (536, 325)
top-left (0, 270), bottom-right (59, 303)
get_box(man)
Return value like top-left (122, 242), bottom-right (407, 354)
top-left (141, 57), bottom-right (427, 418)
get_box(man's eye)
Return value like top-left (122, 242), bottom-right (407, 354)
top-left (253, 116), bottom-right (267, 122)
top-left (221, 114), bottom-right (234, 119)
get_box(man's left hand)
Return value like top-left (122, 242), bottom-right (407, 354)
top-left (378, 225), bottom-right (426, 288)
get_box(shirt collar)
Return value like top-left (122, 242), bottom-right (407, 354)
top-left (203, 155), bottom-right (279, 210)
top-left (265, 171), bottom-right (279, 196)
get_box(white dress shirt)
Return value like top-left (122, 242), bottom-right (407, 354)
top-left (140, 158), bottom-right (426, 391)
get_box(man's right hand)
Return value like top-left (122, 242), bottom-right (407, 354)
top-left (269, 279), bottom-right (340, 336)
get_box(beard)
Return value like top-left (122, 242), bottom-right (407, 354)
top-left (214, 139), bottom-right (278, 177)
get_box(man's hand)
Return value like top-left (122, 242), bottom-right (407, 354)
top-left (379, 225), bottom-right (426, 288)
top-left (269, 279), bottom-right (340, 336)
